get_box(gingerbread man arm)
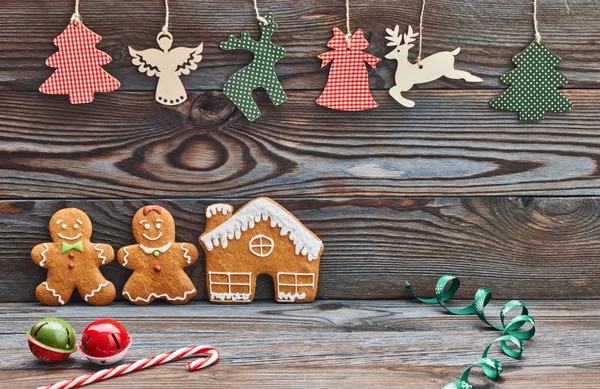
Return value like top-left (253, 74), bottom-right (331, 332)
top-left (179, 243), bottom-right (199, 267)
top-left (117, 245), bottom-right (142, 270)
top-left (31, 243), bottom-right (52, 268)
top-left (93, 243), bottom-right (115, 266)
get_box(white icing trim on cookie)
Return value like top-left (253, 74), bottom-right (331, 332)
top-left (40, 243), bottom-right (49, 267)
top-left (277, 292), bottom-right (307, 302)
top-left (58, 232), bottom-right (82, 241)
top-left (181, 243), bottom-right (192, 264)
top-left (122, 289), bottom-right (196, 303)
top-left (122, 247), bottom-right (129, 266)
top-left (201, 198), bottom-right (322, 261)
top-left (210, 292), bottom-right (251, 302)
top-left (206, 204), bottom-right (233, 218)
top-left (140, 242), bottom-right (172, 255)
top-left (84, 281), bottom-right (110, 302)
top-left (42, 282), bottom-right (65, 305)
top-left (94, 243), bottom-right (107, 264)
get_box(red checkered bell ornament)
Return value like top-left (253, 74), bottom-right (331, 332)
top-left (40, 21), bottom-right (120, 104)
top-left (80, 319), bottom-right (132, 365)
top-left (316, 27), bottom-right (381, 111)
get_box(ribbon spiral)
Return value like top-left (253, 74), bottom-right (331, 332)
top-left (406, 274), bottom-right (535, 389)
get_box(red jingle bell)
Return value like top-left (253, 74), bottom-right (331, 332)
top-left (79, 319), bottom-right (132, 365)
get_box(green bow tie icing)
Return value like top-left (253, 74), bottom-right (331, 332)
top-left (490, 40), bottom-right (572, 121)
top-left (220, 13), bottom-right (287, 121)
top-left (406, 274), bottom-right (536, 389)
top-left (61, 241), bottom-right (84, 253)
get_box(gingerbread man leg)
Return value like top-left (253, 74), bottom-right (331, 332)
top-left (162, 275), bottom-right (197, 305)
top-left (35, 280), bottom-right (74, 306)
top-left (122, 274), bottom-right (157, 306)
top-left (77, 273), bottom-right (116, 306)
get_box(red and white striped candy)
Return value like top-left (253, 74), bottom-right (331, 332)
top-left (37, 345), bottom-right (219, 389)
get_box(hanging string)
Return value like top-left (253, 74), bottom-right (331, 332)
top-left (253, 0), bottom-right (268, 25)
top-left (162, 0), bottom-right (170, 33)
top-left (533, 0), bottom-right (542, 43)
top-left (71, 0), bottom-right (81, 22)
top-left (416, 0), bottom-right (426, 64)
top-left (345, 0), bottom-right (352, 46)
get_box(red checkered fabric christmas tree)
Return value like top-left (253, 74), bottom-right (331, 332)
top-left (316, 27), bottom-right (381, 111)
top-left (40, 21), bottom-right (120, 104)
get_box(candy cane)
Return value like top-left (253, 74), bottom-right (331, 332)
top-left (37, 345), bottom-right (219, 389)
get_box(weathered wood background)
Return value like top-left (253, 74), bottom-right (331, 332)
top-left (2, 1), bottom-right (600, 388)
top-left (1, 0), bottom-right (599, 303)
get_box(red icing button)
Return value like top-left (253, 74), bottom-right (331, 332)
top-left (68, 263), bottom-right (74, 269)
top-left (153, 265), bottom-right (161, 272)
top-left (69, 253), bottom-right (75, 258)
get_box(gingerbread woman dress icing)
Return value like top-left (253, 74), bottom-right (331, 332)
top-left (31, 208), bottom-right (116, 306)
top-left (117, 205), bottom-right (199, 305)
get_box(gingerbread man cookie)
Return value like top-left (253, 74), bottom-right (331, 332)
top-left (117, 205), bottom-right (199, 305)
top-left (31, 208), bottom-right (116, 306)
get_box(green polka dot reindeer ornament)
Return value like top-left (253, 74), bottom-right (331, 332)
top-left (220, 9), bottom-right (287, 121)
top-left (490, 0), bottom-right (572, 121)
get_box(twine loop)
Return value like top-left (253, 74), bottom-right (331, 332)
top-left (70, 0), bottom-right (81, 23)
top-left (416, 0), bottom-right (425, 65)
top-left (533, 0), bottom-right (542, 43)
top-left (162, 0), bottom-right (170, 33)
top-left (253, 0), bottom-right (268, 25)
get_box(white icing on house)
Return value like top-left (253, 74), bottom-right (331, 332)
top-left (248, 234), bottom-right (274, 257)
top-left (206, 204), bottom-right (233, 218)
top-left (211, 292), bottom-right (251, 302)
top-left (276, 272), bottom-right (314, 302)
top-left (277, 292), bottom-right (306, 302)
top-left (208, 271), bottom-right (252, 303)
top-left (201, 198), bottom-right (322, 261)
top-left (40, 243), bottom-right (49, 267)
top-left (94, 243), bottom-right (107, 264)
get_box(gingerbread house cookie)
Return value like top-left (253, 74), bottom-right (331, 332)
top-left (199, 198), bottom-right (323, 303)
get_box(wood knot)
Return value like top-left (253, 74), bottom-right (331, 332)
top-left (189, 92), bottom-right (235, 127)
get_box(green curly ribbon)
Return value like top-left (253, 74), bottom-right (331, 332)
top-left (406, 274), bottom-right (535, 389)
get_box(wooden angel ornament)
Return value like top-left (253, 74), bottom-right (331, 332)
top-left (129, 31), bottom-right (203, 106)
top-left (385, 25), bottom-right (482, 107)
top-left (317, 27), bottom-right (381, 111)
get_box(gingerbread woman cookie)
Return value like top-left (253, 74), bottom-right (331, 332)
top-left (31, 208), bottom-right (116, 306)
top-left (117, 205), bottom-right (199, 305)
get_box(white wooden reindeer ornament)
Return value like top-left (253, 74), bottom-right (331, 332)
top-left (385, 25), bottom-right (482, 107)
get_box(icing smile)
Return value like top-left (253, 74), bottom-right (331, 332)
top-left (143, 232), bottom-right (163, 241)
top-left (58, 232), bottom-right (82, 241)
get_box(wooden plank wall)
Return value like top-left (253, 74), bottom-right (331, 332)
top-left (1, 0), bottom-right (599, 302)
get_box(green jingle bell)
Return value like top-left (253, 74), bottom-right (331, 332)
top-left (26, 317), bottom-right (77, 363)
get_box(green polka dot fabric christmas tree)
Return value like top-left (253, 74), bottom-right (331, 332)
top-left (490, 40), bottom-right (572, 121)
top-left (220, 12), bottom-right (286, 121)
top-left (490, 1), bottom-right (572, 122)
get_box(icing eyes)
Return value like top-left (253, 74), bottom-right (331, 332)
top-left (61, 224), bottom-right (67, 230)
top-left (73, 224), bottom-right (79, 229)
top-left (155, 223), bottom-right (161, 229)
top-left (144, 223), bottom-right (151, 230)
